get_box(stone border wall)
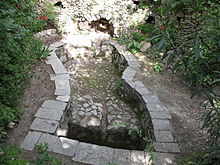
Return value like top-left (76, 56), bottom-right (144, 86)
top-left (20, 36), bottom-right (180, 164)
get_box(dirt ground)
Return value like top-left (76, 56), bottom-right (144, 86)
top-left (135, 52), bottom-right (209, 160)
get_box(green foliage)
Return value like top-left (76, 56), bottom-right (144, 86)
top-left (41, 1), bottom-right (58, 28)
top-left (152, 62), bottom-right (162, 72)
top-left (146, 0), bottom-right (220, 163)
top-left (178, 145), bottom-right (220, 165)
top-left (35, 143), bottom-right (62, 165)
top-left (0, 144), bottom-right (62, 165)
top-left (0, 145), bottom-right (28, 165)
top-left (0, 0), bottom-right (50, 140)
top-left (152, 0), bottom-right (220, 104)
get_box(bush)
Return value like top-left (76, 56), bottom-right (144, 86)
top-left (0, 0), bottom-right (49, 140)
top-left (146, 0), bottom-right (220, 163)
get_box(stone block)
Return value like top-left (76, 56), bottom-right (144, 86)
top-left (131, 150), bottom-right (148, 165)
top-left (56, 96), bottom-right (70, 102)
top-left (50, 41), bottom-right (65, 48)
top-left (50, 61), bottom-right (68, 75)
top-left (30, 118), bottom-right (59, 133)
top-left (37, 133), bottom-right (58, 151)
top-left (135, 87), bottom-right (151, 95)
top-left (128, 61), bottom-right (141, 67)
top-left (154, 131), bottom-right (174, 142)
top-left (154, 142), bottom-right (180, 153)
top-left (149, 111), bottom-right (171, 119)
top-left (21, 131), bottom-right (42, 150)
top-left (55, 88), bottom-right (71, 96)
top-left (122, 73), bottom-right (134, 82)
top-left (50, 74), bottom-right (70, 80)
top-left (142, 94), bottom-right (160, 104)
top-left (41, 100), bottom-right (67, 111)
top-left (152, 119), bottom-right (171, 131)
top-left (146, 102), bottom-right (167, 112)
top-left (46, 51), bottom-right (58, 61)
top-left (35, 107), bottom-right (63, 121)
top-left (55, 79), bottom-right (70, 90)
top-left (153, 152), bottom-right (176, 165)
top-left (113, 149), bottom-right (131, 165)
top-left (73, 142), bottom-right (114, 165)
top-left (123, 67), bottom-right (137, 77)
top-left (129, 81), bottom-right (145, 89)
top-left (52, 137), bottom-right (79, 156)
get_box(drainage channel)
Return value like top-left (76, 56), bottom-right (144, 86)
top-left (53, 21), bottom-right (153, 150)
top-left (56, 43), bottom-right (151, 150)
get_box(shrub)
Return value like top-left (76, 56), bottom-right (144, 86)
top-left (0, 0), bottom-right (49, 140)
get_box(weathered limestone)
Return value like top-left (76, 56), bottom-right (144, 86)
top-left (41, 100), bottom-right (67, 111)
top-left (154, 142), bottom-right (180, 153)
top-left (52, 137), bottom-right (79, 156)
top-left (37, 133), bottom-right (58, 151)
top-left (30, 118), bottom-right (59, 133)
top-left (113, 149), bottom-right (131, 165)
top-left (131, 150), bottom-right (149, 165)
top-left (154, 131), bottom-right (174, 143)
top-left (153, 152), bottom-right (176, 165)
top-left (72, 142), bottom-right (114, 165)
top-left (34, 107), bottom-right (63, 121)
top-left (21, 131), bottom-right (42, 150)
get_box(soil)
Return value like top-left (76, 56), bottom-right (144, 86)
top-left (134, 52), bottom-right (209, 160)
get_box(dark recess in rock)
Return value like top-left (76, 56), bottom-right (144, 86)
top-left (145, 16), bottom-right (155, 24)
top-left (54, 1), bottom-right (64, 8)
top-left (90, 18), bottom-right (114, 37)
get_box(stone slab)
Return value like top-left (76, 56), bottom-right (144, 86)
top-left (123, 67), bottom-right (137, 77)
top-left (55, 79), bottom-right (70, 90)
top-left (37, 133), bottom-right (58, 151)
top-left (142, 94), bottom-right (160, 104)
top-left (152, 119), bottom-right (171, 131)
top-left (52, 137), bottom-right (79, 156)
top-left (21, 131), bottom-right (42, 150)
top-left (131, 150), bottom-right (148, 165)
top-left (113, 149), bottom-right (131, 165)
top-left (146, 102), bottom-right (167, 112)
top-left (50, 74), bottom-right (70, 80)
top-left (41, 100), bottom-right (67, 111)
top-left (154, 131), bottom-right (174, 143)
top-left (55, 88), bottom-right (71, 96)
top-left (35, 107), bottom-right (63, 121)
top-left (46, 51), bottom-right (58, 61)
top-left (154, 142), bottom-right (180, 153)
top-left (50, 61), bottom-right (68, 75)
top-left (50, 41), bottom-right (65, 48)
top-left (122, 74), bottom-right (134, 82)
top-left (56, 96), bottom-right (70, 102)
top-left (73, 142), bottom-right (114, 165)
top-left (149, 111), bottom-right (171, 119)
top-left (152, 152), bottom-right (176, 165)
top-left (30, 118), bottom-right (59, 133)
top-left (135, 87), bottom-right (151, 95)
top-left (129, 81), bottom-right (145, 89)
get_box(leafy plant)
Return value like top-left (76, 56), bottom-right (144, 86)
top-left (35, 143), bottom-right (62, 165)
top-left (41, 1), bottom-right (58, 28)
top-left (152, 62), bottom-right (162, 72)
top-left (0, 0), bottom-right (49, 140)
top-left (0, 145), bottom-right (28, 165)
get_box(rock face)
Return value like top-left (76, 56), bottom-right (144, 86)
top-left (40, 0), bottom-right (149, 36)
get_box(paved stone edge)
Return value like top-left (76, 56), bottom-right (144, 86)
top-left (109, 40), bottom-right (180, 163)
